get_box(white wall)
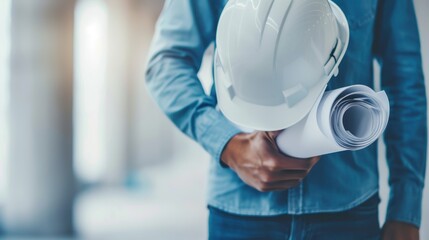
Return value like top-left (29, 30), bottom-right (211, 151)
top-left (0, 0), bottom-right (11, 208)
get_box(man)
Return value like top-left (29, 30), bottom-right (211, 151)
top-left (146, 0), bottom-right (427, 239)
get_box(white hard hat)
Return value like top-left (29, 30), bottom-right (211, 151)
top-left (214, 0), bottom-right (350, 131)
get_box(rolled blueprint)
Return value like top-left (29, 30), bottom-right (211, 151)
top-left (276, 85), bottom-right (390, 158)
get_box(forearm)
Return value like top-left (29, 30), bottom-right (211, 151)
top-left (145, 0), bottom-right (241, 161)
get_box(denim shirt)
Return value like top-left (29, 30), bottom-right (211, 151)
top-left (146, 0), bottom-right (427, 227)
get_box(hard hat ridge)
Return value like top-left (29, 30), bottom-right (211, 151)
top-left (215, 0), bottom-right (350, 131)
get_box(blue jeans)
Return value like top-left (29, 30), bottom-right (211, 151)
top-left (208, 193), bottom-right (380, 240)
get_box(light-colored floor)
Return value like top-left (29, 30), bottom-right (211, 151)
top-left (74, 133), bottom-right (210, 240)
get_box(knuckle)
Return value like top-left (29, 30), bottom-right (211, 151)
top-left (259, 174), bottom-right (269, 183)
top-left (260, 173), bottom-right (273, 183)
top-left (263, 159), bottom-right (273, 167)
top-left (264, 158), bottom-right (279, 170)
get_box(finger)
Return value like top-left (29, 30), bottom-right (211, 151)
top-left (261, 136), bottom-right (321, 170)
top-left (259, 180), bottom-right (301, 192)
top-left (259, 169), bottom-right (308, 182)
top-left (263, 152), bottom-right (320, 171)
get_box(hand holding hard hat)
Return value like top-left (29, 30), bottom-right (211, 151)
top-left (220, 131), bottom-right (320, 192)
top-left (217, 0), bottom-right (389, 191)
top-left (218, 0), bottom-right (349, 192)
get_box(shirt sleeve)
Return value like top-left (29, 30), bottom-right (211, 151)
top-left (145, 0), bottom-right (242, 163)
top-left (373, 0), bottom-right (427, 228)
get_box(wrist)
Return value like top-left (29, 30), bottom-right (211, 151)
top-left (382, 220), bottom-right (419, 240)
top-left (384, 220), bottom-right (419, 230)
top-left (220, 132), bottom-right (248, 168)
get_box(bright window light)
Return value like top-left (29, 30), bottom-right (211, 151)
top-left (0, 0), bottom-right (11, 204)
top-left (74, 0), bottom-right (109, 183)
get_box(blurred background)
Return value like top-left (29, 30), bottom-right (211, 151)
top-left (0, 0), bottom-right (428, 239)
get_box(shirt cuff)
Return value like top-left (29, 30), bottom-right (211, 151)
top-left (197, 108), bottom-right (242, 166)
top-left (386, 181), bottom-right (423, 228)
